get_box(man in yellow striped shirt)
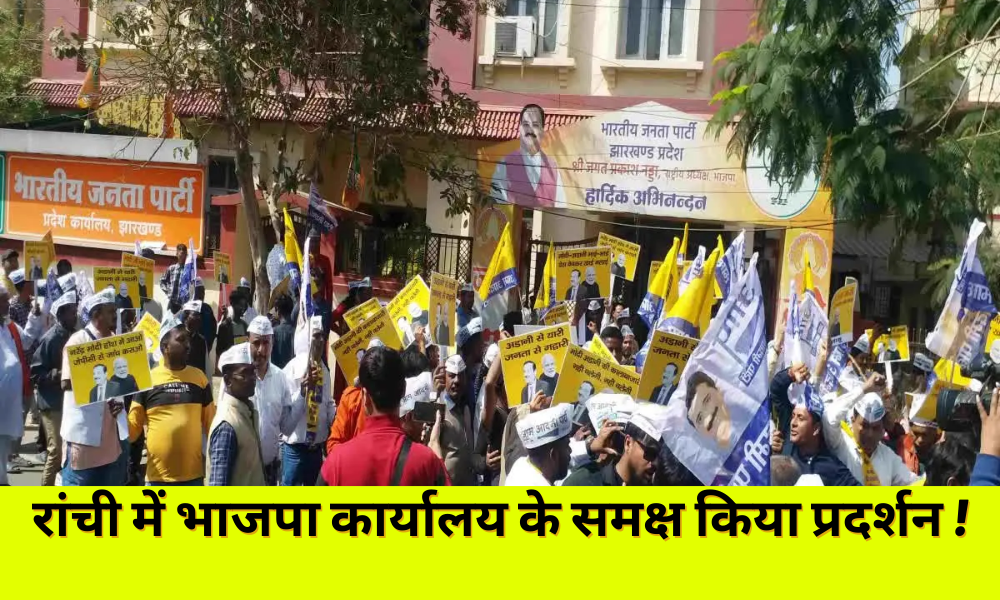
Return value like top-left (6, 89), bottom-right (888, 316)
top-left (128, 324), bottom-right (215, 485)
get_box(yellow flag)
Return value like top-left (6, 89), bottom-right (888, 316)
top-left (663, 244), bottom-right (722, 338)
top-left (534, 241), bottom-right (556, 310)
top-left (283, 207), bottom-right (303, 270)
top-left (642, 238), bottom-right (681, 321)
top-left (677, 223), bottom-right (689, 264)
top-left (698, 237), bottom-right (725, 333)
top-left (479, 223), bottom-right (519, 302)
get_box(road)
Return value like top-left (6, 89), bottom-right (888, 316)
top-left (7, 425), bottom-right (46, 486)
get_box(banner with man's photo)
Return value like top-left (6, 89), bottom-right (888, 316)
top-left (637, 331), bottom-right (697, 405)
top-left (553, 345), bottom-right (640, 406)
top-left (498, 324), bottom-right (571, 407)
top-left (65, 331), bottom-right (153, 406)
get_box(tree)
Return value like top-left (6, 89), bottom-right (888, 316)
top-left (0, 5), bottom-right (44, 125)
top-left (52, 0), bottom-right (492, 312)
top-left (708, 0), bottom-right (1000, 258)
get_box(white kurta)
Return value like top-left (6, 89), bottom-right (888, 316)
top-left (281, 355), bottom-right (333, 445)
top-left (504, 456), bottom-right (552, 487)
top-left (252, 363), bottom-right (301, 464)
top-left (0, 323), bottom-right (26, 439)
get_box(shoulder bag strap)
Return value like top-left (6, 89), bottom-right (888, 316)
top-left (390, 437), bottom-right (412, 486)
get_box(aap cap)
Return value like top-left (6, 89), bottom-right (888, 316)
top-left (310, 315), bottom-right (324, 332)
top-left (82, 287), bottom-right (116, 316)
top-left (219, 342), bottom-right (253, 370)
top-left (586, 393), bottom-right (635, 431)
top-left (400, 372), bottom-right (432, 418)
top-left (459, 283), bottom-right (475, 294)
top-left (51, 291), bottom-right (78, 314)
top-left (618, 308), bottom-right (630, 320)
top-left (853, 333), bottom-right (870, 355)
top-left (516, 403), bottom-right (573, 450)
top-left (247, 315), bottom-right (274, 336)
top-left (158, 314), bottom-right (182, 343)
top-left (57, 273), bottom-right (77, 292)
top-left (913, 353), bottom-right (934, 373)
top-left (621, 325), bottom-right (635, 338)
top-left (239, 277), bottom-right (251, 289)
top-left (182, 300), bottom-right (203, 314)
top-left (629, 402), bottom-right (670, 443)
top-left (854, 392), bottom-right (886, 424)
top-left (8, 269), bottom-right (25, 286)
top-left (194, 277), bottom-right (204, 288)
top-left (795, 474), bottom-right (825, 486)
top-left (588, 300), bottom-right (602, 312)
top-left (445, 354), bottom-right (466, 375)
top-left (789, 383), bottom-right (824, 419)
top-left (457, 317), bottom-right (483, 348)
top-left (483, 343), bottom-right (500, 369)
top-left (348, 277), bottom-right (372, 291)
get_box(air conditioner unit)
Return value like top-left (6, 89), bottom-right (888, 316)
top-left (494, 16), bottom-right (537, 58)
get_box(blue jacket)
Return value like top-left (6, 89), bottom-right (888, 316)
top-left (972, 454), bottom-right (1000, 486)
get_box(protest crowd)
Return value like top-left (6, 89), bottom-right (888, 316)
top-left (3, 214), bottom-right (1000, 488)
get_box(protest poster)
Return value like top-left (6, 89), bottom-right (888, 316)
top-left (589, 334), bottom-right (618, 364)
top-left (553, 345), bottom-right (641, 406)
top-left (926, 219), bottom-right (996, 367)
top-left (332, 308), bottom-right (403, 383)
top-left (23, 239), bottom-right (53, 281)
top-left (499, 324), bottom-right (571, 406)
top-left (636, 331), bottom-right (697, 404)
top-left (134, 312), bottom-right (160, 355)
top-left (387, 276), bottom-right (430, 348)
top-left (213, 251), bottom-right (232, 285)
top-left (65, 331), bottom-right (153, 406)
top-left (986, 315), bottom-right (1000, 355)
top-left (94, 267), bottom-right (140, 311)
top-left (875, 326), bottom-right (910, 363)
top-left (648, 260), bottom-right (662, 285)
top-left (122, 252), bottom-right (155, 301)
top-left (343, 297), bottom-right (382, 330)
top-left (541, 301), bottom-right (571, 326)
top-left (828, 282), bottom-right (856, 344)
top-left (664, 254), bottom-right (771, 486)
top-left (597, 232), bottom-right (641, 281)
top-left (429, 272), bottom-right (459, 347)
top-left (556, 246), bottom-right (611, 302)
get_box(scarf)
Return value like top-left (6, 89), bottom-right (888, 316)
top-left (841, 421), bottom-right (880, 486)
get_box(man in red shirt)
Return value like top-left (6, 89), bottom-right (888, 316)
top-left (319, 346), bottom-right (449, 486)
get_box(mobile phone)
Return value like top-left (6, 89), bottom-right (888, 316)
top-left (413, 401), bottom-right (439, 424)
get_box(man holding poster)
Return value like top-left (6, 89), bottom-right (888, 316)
top-left (557, 247), bottom-right (611, 302)
top-left (829, 282), bottom-right (856, 344)
top-left (429, 273), bottom-right (459, 347)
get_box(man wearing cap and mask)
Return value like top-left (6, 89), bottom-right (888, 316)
top-left (29, 291), bottom-right (78, 485)
top-left (207, 343), bottom-right (266, 485)
top-left (320, 347), bottom-right (449, 485)
top-left (505, 403), bottom-right (574, 486)
top-left (621, 325), bottom-right (638, 366)
top-left (7, 269), bottom-right (36, 329)
top-left (457, 317), bottom-right (485, 409)
top-left (248, 314), bottom-right (304, 485)
top-left (59, 286), bottom-right (129, 486)
top-left (193, 278), bottom-right (217, 356)
top-left (217, 288), bottom-right (250, 358)
top-left (456, 283), bottom-right (478, 331)
top-left (129, 324), bottom-right (214, 485)
top-left (181, 300), bottom-right (208, 377)
top-left (563, 402), bottom-right (668, 486)
top-left (822, 373), bottom-right (920, 485)
top-left (281, 316), bottom-right (334, 486)
top-left (433, 354), bottom-right (477, 485)
top-left (233, 277), bottom-right (259, 325)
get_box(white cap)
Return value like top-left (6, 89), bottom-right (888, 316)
top-left (621, 325), bottom-right (635, 337)
top-left (57, 273), bottom-right (76, 292)
top-left (8, 269), bottom-right (25, 285)
top-left (182, 300), bottom-right (203, 314)
top-left (51, 291), bottom-right (78, 314)
top-left (795, 474), bottom-right (825, 486)
top-left (618, 308), bottom-right (630, 319)
top-left (854, 392), bottom-right (886, 423)
top-left (219, 342), bottom-right (253, 370)
top-left (367, 338), bottom-right (385, 350)
top-left (348, 277), bottom-right (372, 290)
top-left (82, 286), bottom-right (116, 316)
top-left (483, 343), bottom-right (500, 369)
top-left (239, 277), bottom-right (250, 288)
top-left (629, 402), bottom-right (670, 442)
top-left (913, 353), bottom-right (934, 372)
top-left (588, 300), bottom-right (602, 311)
top-left (586, 393), bottom-right (635, 431)
top-left (457, 317), bottom-right (483, 348)
top-left (408, 302), bottom-right (422, 320)
top-left (400, 372), bottom-right (432, 418)
top-left (516, 403), bottom-right (573, 450)
top-left (854, 333), bottom-right (870, 354)
top-left (194, 277), bottom-right (204, 288)
top-left (247, 315), bottom-right (274, 336)
top-left (309, 315), bottom-right (324, 331)
top-left (445, 354), bottom-right (466, 375)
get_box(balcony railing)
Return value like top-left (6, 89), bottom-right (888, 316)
top-left (336, 222), bottom-right (473, 284)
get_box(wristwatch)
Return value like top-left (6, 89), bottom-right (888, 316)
top-left (584, 435), bottom-right (598, 461)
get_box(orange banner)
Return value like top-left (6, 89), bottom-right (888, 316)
top-left (4, 153), bottom-right (205, 253)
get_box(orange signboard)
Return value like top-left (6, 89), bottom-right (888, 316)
top-left (3, 153), bottom-right (205, 253)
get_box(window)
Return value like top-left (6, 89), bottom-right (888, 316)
top-left (618, 0), bottom-right (687, 60)
top-left (206, 156), bottom-right (239, 253)
top-left (504, 0), bottom-right (559, 54)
